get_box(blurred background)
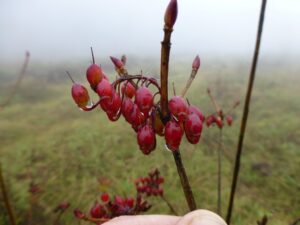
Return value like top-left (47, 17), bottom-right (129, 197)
top-left (0, 1), bottom-right (299, 225)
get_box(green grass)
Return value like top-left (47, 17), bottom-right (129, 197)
top-left (0, 61), bottom-right (299, 225)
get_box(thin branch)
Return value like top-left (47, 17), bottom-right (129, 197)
top-left (217, 129), bottom-right (223, 215)
top-left (226, 0), bottom-right (267, 223)
top-left (0, 51), bottom-right (30, 111)
top-left (172, 150), bottom-right (197, 211)
top-left (160, 2), bottom-right (196, 211)
top-left (160, 26), bottom-right (173, 122)
top-left (0, 163), bottom-right (16, 225)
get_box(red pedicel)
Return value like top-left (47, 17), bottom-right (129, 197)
top-left (165, 120), bottom-right (183, 151)
top-left (168, 96), bottom-right (188, 122)
top-left (137, 125), bottom-right (156, 155)
top-left (135, 87), bottom-right (154, 116)
top-left (86, 64), bottom-right (103, 90)
top-left (71, 83), bottom-right (90, 108)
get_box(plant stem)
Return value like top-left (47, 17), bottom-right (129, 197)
top-left (160, 20), bottom-right (196, 212)
top-left (172, 150), bottom-right (197, 211)
top-left (226, 0), bottom-right (267, 223)
top-left (160, 26), bottom-right (173, 122)
top-left (217, 129), bottom-right (222, 215)
top-left (0, 163), bottom-right (16, 225)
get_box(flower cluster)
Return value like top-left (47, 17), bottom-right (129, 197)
top-left (69, 53), bottom-right (204, 155)
top-left (135, 168), bottom-right (164, 196)
top-left (74, 193), bottom-right (151, 224)
top-left (74, 169), bottom-right (164, 224)
top-left (68, 0), bottom-right (204, 155)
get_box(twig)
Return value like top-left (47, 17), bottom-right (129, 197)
top-left (226, 0), bottom-right (267, 223)
top-left (217, 129), bottom-right (223, 215)
top-left (160, 195), bottom-right (178, 216)
top-left (0, 51), bottom-right (30, 111)
top-left (172, 150), bottom-right (197, 211)
top-left (0, 163), bottom-right (16, 225)
top-left (160, 25), bottom-right (173, 122)
top-left (160, 1), bottom-right (196, 211)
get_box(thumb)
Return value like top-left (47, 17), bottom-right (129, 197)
top-left (102, 215), bottom-right (180, 225)
top-left (176, 210), bottom-right (227, 225)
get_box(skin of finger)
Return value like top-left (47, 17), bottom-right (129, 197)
top-left (175, 210), bottom-right (227, 225)
top-left (102, 215), bottom-right (180, 225)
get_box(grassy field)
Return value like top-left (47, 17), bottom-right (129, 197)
top-left (0, 59), bottom-right (299, 225)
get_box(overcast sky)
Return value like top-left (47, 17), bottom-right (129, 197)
top-left (0, 0), bottom-right (299, 62)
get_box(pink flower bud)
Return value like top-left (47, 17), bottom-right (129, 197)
top-left (192, 55), bottom-right (200, 70)
top-left (110, 56), bottom-right (124, 70)
top-left (164, 0), bottom-right (178, 28)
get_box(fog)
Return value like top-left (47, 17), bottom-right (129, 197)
top-left (1, 0), bottom-right (300, 62)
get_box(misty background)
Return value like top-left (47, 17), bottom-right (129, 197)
top-left (0, 0), bottom-right (300, 63)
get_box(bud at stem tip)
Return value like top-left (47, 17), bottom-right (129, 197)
top-left (164, 0), bottom-right (178, 29)
top-left (192, 55), bottom-right (200, 71)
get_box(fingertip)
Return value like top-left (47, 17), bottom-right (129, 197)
top-left (176, 209), bottom-right (227, 225)
top-left (103, 215), bottom-right (180, 225)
